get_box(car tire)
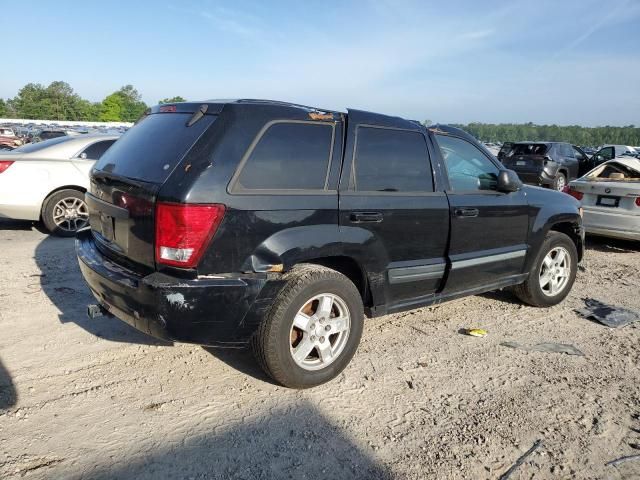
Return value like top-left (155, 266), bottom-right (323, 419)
top-left (41, 189), bottom-right (89, 237)
top-left (513, 231), bottom-right (578, 307)
top-left (251, 264), bottom-right (364, 389)
top-left (553, 172), bottom-right (567, 191)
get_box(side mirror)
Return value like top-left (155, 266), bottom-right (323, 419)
top-left (79, 152), bottom-right (88, 159)
top-left (497, 169), bottom-right (522, 193)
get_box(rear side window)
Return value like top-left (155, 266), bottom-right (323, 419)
top-left (354, 127), bottom-right (433, 192)
top-left (94, 113), bottom-right (216, 183)
top-left (235, 122), bottom-right (334, 191)
top-left (79, 140), bottom-right (116, 160)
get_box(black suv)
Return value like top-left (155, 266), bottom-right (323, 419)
top-left (500, 142), bottom-right (590, 190)
top-left (76, 100), bottom-right (584, 388)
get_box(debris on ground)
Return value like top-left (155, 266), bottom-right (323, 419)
top-left (576, 298), bottom-right (640, 328)
top-left (462, 328), bottom-right (487, 337)
top-left (500, 341), bottom-right (584, 356)
top-left (605, 454), bottom-right (640, 467)
top-left (499, 439), bottom-right (543, 480)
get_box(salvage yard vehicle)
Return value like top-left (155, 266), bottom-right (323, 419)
top-left (564, 157), bottom-right (640, 241)
top-left (500, 141), bottom-right (591, 191)
top-left (0, 134), bottom-right (120, 235)
top-left (76, 100), bottom-right (584, 388)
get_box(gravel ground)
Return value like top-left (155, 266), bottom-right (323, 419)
top-left (0, 219), bottom-right (639, 479)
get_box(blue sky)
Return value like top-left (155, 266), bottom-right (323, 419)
top-left (2, 0), bottom-right (639, 125)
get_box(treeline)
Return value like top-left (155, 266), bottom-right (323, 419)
top-left (453, 122), bottom-right (640, 147)
top-left (0, 81), bottom-right (185, 122)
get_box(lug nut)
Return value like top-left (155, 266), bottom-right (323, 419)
top-left (310, 335), bottom-right (316, 341)
top-left (325, 325), bottom-right (331, 331)
top-left (319, 336), bottom-right (325, 343)
top-left (310, 324), bottom-right (316, 330)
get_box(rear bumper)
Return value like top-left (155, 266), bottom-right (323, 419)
top-left (512, 169), bottom-right (555, 187)
top-left (583, 208), bottom-right (640, 241)
top-left (76, 229), bottom-right (283, 347)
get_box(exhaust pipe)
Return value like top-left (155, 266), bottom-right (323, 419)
top-left (87, 304), bottom-right (108, 319)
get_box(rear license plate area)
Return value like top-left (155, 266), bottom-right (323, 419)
top-left (596, 195), bottom-right (620, 207)
top-left (516, 160), bottom-right (526, 166)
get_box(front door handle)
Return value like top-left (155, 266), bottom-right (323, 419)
top-left (350, 212), bottom-right (383, 223)
top-left (454, 207), bottom-right (479, 218)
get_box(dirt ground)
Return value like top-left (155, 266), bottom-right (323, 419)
top-left (0, 218), bottom-right (639, 480)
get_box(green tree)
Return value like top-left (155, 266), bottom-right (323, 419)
top-left (100, 93), bottom-right (124, 122)
top-left (159, 96), bottom-right (186, 104)
top-left (0, 99), bottom-right (7, 117)
top-left (116, 85), bottom-right (147, 122)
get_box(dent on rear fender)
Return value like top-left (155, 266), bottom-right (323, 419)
top-left (243, 224), bottom-right (384, 272)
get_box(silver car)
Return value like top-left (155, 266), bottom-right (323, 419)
top-left (0, 134), bottom-right (120, 236)
top-left (565, 157), bottom-right (640, 241)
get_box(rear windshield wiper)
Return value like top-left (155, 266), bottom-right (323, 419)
top-left (186, 104), bottom-right (209, 127)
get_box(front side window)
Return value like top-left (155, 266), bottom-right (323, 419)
top-left (354, 127), bottom-right (433, 192)
top-left (436, 134), bottom-right (500, 191)
top-left (597, 147), bottom-right (615, 161)
top-left (236, 122), bottom-right (333, 190)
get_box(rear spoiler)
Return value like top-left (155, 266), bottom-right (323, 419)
top-left (147, 102), bottom-right (225, 115)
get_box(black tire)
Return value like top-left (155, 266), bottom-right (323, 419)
top-left (251, 264), bottom-right (364, 389)
top-left (513, 231), bottom-right (578, 307)
top-left (41, 189), bottom-right (89, 237)
top-left (552, 171), bottom-right (567, 191)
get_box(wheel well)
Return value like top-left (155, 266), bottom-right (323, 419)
top-left (304, 256), bottom-right (372, 307)
top-left (549, 221), bottom-right (583, 261)
top-left (40, 185), bottom-right (87, 220)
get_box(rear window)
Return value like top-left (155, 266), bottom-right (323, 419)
top-left (509, 143), bottom-right (549, 156)
top-left (94, 113), bottom-right (215, 183)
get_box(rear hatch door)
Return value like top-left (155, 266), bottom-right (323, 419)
top-left (87, 106), bottom-right (217, 271)
top-left (501, 143), bottom-right (550, 174)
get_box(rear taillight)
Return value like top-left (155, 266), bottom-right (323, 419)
top-left (0, 161), bottom-right (14, 174)
top-left (155, 202), bottom-right (226, 268)
top-left (562, 185), bottom-right (583, 201)
top-left (635, 197), bottom-right (640, 207)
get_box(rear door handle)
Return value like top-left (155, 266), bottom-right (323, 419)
top-left (454, 208), bottom-right (479, 218)
top-left (350, 212), bottom-right (383, 223)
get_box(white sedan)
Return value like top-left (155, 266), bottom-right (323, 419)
top-left (564, 157), bottom-right (640, 241)
top-left (0, 134), bottom-right (119, 236)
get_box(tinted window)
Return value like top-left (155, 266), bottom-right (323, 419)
top-left (79, 140), bottom-right (116, 160)
top-left (237, 122), bottom-right (333, 190)
top-left (436, 135), bottom-right (500, 191)
top-left (354, 127), bottom-right (433, 192)
top-left (94, 113), bottom-right (216, 183)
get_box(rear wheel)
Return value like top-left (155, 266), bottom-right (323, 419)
top-left (513, 231), bottom-right (577, 307)
top-left (553, 172), bottom-right (567, 191)
top-left (42, 189), bottom-right (89, 237)
top-left (252, 264), bottom-right (364, 388)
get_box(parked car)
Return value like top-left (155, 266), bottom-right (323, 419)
top-left (500, 142), bottom-right (590, 190)
top-left (564, 157), bottom-right (640, 240)
top-left (76, 100), bottom-right (584, 388)
top-left (0, 134), bottom-right (120, 235)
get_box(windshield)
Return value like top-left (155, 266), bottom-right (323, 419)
top-left (508, 143), bottom-right (549, 157)
top-left (11, 136), bottom-right (72, 153)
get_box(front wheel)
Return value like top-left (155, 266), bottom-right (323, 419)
top-left (252, 264), bottom-right (364, 389)
top-left (513, 231), bottom-right (578, 307)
